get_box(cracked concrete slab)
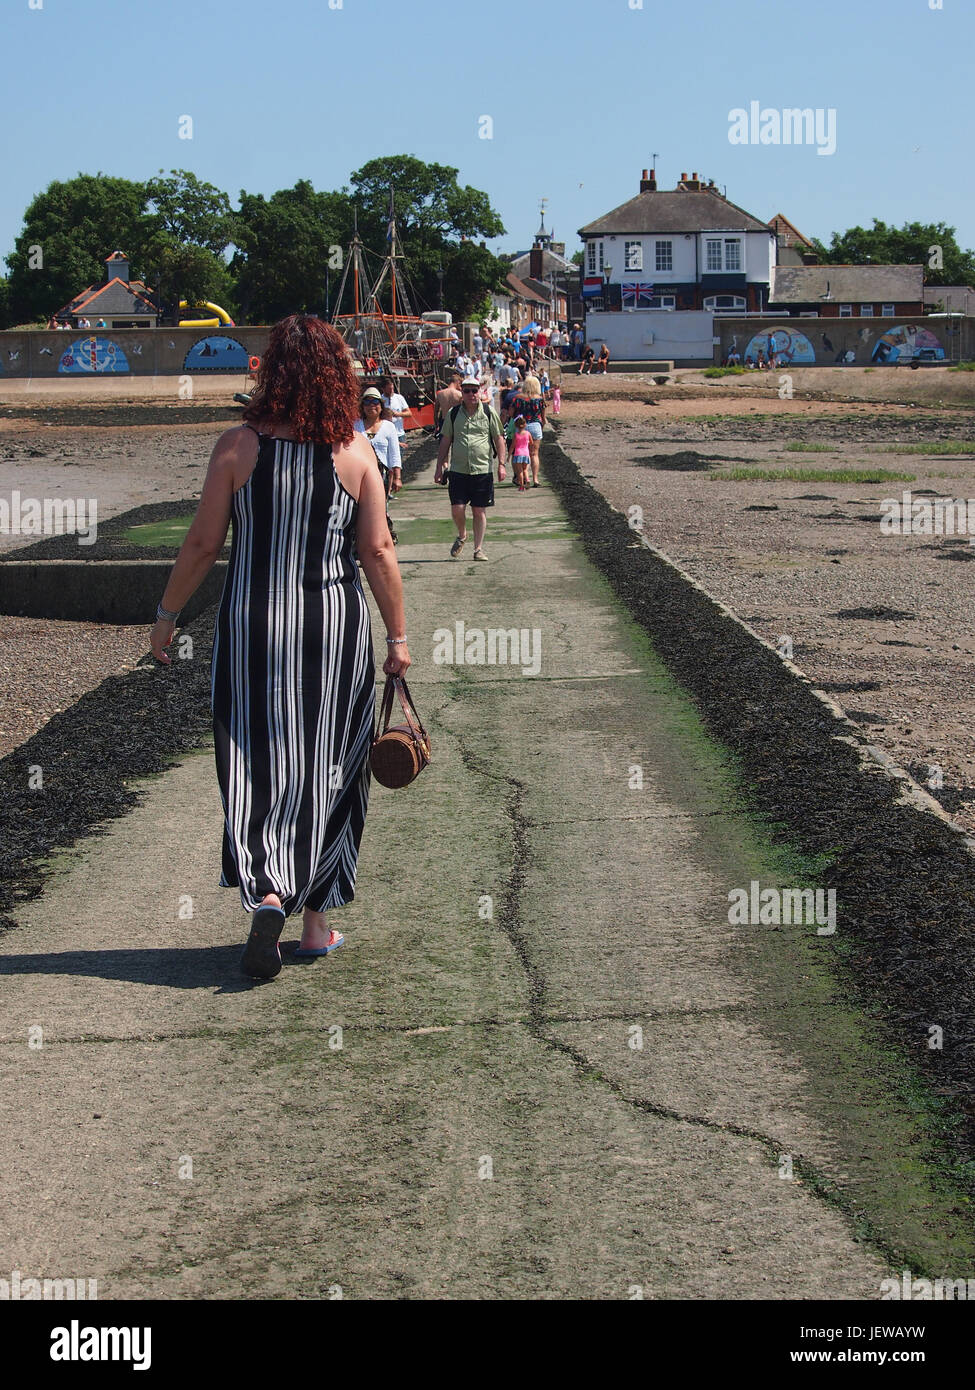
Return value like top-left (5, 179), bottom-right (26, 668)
top-left (1, 455), bottom-right (961, 1298)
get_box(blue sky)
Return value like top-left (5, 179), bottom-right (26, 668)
top-left (1, 0), bottom-right (972, 283)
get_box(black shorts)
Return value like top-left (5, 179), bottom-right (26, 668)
top-left (447, 471), bottom-right (495, 508)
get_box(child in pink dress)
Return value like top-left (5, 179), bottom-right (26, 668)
top-left (512, 417), bottom-right (532, 492)
top-left (551, 385), bottom-right (561, 415)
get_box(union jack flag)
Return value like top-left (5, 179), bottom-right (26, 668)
top-left (622, 282), bottom-right (656, 307)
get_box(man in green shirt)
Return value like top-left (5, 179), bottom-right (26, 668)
top-left (435, 376), bottom-right (507, 561)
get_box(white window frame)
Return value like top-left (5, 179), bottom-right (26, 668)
top-left (647, 295), bottom-right (676, 310)
top-left (655, 240), bottom-right (673, 272)
top-left (704, 237), bottom-right (743, 272)
top-left (624, 241), bottom-right (643, 272)
top-left (882, 303), bottom-right (895, 317)
top-left (860, 304), bottom-right (874, 316)
top-left (703, 294), bottom-right (747, 313)
top-left (586, 241), bottom-right (596, 275)
top-left (839, 304), bottom-right (853, 317)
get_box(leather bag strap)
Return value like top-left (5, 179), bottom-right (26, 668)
top-left (393, 675), bottom-right (428, 744)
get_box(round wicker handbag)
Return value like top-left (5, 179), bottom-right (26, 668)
top-left (370, 675), bottom-right (431, 789)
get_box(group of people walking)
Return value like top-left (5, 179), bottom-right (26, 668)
top-left (433, 355), bottom-right (550, 561)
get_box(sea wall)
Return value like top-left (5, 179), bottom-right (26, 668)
top-left (715, 315), bottom-right (974, 368)
top-left (0, 327), bottom-right (271, 379)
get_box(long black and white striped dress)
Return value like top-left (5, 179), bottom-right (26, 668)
top-left (211, 428), bottom-right (374, 917)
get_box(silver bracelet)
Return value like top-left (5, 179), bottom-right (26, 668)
top-left (386, 636), bottom-right (407, 645)
top-left (157, 603), bottom-right (180, 623)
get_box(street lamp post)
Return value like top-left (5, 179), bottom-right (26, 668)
top-left (437, 263), bottom-right (444, 311)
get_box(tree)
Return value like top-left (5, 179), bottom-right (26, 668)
top-left (4, 173), bottom-right (151, 323)
top-left (813, 218), bottom-right (975, 286)
top-left (3, 169), bottom-right (240, 324)
top-left (231, 180), bottom-right (353, 323)
top-left (145, 169), bottom-right (236, 257)
top-left (347, 155), bottom-right (508, 319)
top-left (142, 238), bottom-right (237, 321)
top-left (570, 249), bottom-right (584, 266)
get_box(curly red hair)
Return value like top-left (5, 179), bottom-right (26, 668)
top-left (243, 314), bottom-right (359, 444)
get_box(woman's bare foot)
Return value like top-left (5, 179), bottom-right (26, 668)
top-left (299, 907), bottom-right (340, 952)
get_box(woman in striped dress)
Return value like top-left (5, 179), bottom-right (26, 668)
top-left (151, 315), bottom-right (411, 979)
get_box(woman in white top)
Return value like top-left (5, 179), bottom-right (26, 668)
top-left (354, 388), bottom-right (402, 541)
top-left (354, 389), bottom-right (402, 483)
top-left (379, 375), bottom-right (412, 441)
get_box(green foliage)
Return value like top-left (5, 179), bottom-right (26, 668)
top-left (0, 277), bottom-right (9, 330)
top-left (3, 157), bottom-right (510, 327)
top-left (4, 173), bottom-right (153, 323)
top-left (347, 155), bottom-right (508, 320)
top-left (231, 180), bottom-right (353, 323)
top-left (703, 366), bottom-right (746, 377)
top-left (144, 169), bottom-right (236, 256)
top-left (146, 240), bottom-right (237, 319)
top-left (949, 362), bottom-right (975, 373)
top-left (815, 218), bottom-right (975, 286)
top-left (570, 249), bottom-right (584, 266)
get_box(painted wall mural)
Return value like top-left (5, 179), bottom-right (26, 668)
top-left (741, 328), bottom-right (816, 366)
top-left (871, 325), bottom-right (946, 365)
top-left (58, 336), bottom-right (129, 373)
top-left (183, 335), bottom-right (249, 372)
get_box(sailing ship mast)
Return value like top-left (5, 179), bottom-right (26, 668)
top-left (329, 188), bottom-right (438, 412)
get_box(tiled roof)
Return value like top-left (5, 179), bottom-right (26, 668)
top-left (505, 272), bottom-right (548, 304)
top-left (770, 264), bottom-right (923, 304)
top-left (61, 278), bottom-right (158, 316)
top-left (579, 188), bottom-right (770, 236)
top-left (768, 213), bottom-right (815, 248)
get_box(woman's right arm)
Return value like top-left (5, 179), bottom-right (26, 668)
top-left (355, 456), bottom-right (410, 676)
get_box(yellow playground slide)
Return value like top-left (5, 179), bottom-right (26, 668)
top-left (178, 300), bottom-right (235, 328)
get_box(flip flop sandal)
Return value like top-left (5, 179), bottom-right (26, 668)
top-left (241, 903), bottom-right (286, 979)
top-left (293, 932), bottom-right (344, 960)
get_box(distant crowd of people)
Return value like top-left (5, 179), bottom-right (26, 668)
top-left (46, 316), bottom-right (108, 330)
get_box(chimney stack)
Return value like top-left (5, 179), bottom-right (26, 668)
top-left (529, 247), bottom-right (543, 279)
top-left (639, 167), bottom-right (657, 192)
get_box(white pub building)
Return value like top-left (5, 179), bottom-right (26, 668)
top-left (578, 169), bottom-right (775, 364)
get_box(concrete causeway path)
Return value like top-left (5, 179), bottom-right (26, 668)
top-left (0, 452), bottom-right (896, 1300)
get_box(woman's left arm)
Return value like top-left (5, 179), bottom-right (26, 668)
top-left (150, 427), bottom-right (253, 663)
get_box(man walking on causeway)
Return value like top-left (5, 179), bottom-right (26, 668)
top-left (435, 376), bottom-right (506, 561)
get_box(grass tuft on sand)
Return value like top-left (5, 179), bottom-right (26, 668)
top-left (709, 467), bottom-right (916, 484)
